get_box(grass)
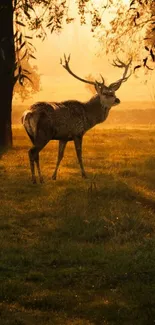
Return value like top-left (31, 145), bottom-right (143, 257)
top-left (1, 126), bottom-right (155, 324)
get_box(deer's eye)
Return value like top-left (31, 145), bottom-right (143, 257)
top-left (106, 93), bottom-right (114, 97)
top-left (102, 91), bottom-right (115, 97)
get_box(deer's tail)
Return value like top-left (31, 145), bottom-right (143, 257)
top-left (21, 110), bottom-right (38, 144)
top-left (22, 109), bottom-right (52, 145)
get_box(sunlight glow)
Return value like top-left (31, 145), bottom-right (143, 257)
top-left (93, 0), bottom-right (130, 6)
top-left (122, 0), bottom-right (130, 5)
top-left (92, 0), bottom-right (101, 4)
top-left (93, 0), bottom-right (130, 5)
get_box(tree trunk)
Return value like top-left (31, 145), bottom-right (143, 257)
top-left (0, 1), bottom-right (15, 148)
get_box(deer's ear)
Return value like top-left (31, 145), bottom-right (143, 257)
top-left (109, 80), bottom-right (122, 92)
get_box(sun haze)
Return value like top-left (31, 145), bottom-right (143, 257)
top-left (14, 0), bottom-right (155, 106)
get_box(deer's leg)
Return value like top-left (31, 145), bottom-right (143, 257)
top-left (52, 140), bottom-right (67, 180)
top-left (35, 152), bottom-right (44, 183)
top-left (74, 136), bottom-right (87, 178)
top-left (28, 147), bottom-right (36, 183)
top-left (29, 142), bottom-right (48, 184)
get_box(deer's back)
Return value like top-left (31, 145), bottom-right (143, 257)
top-left (29, 100), bottom-right (88, 140)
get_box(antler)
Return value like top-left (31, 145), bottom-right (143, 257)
top-left (60, 54), bottom-right (103, 86)
top-left (109, 57), bottom-right (132, 90)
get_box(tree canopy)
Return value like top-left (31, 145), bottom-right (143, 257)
top-left (14, 0), bottom-right (155, 87)
top-left (0, 0), bottom-right (103, 148)
top-left (0, 0), bottom-right (154, 148)
top-left (96, 0), bottom-right (155, 71)
top-left (13, 0), bottom-right (103, 86)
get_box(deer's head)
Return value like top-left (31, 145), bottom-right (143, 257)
top-left (60, 54), bottom-right (132, 109)
top-left (94, 83), bottom-right (121, 108)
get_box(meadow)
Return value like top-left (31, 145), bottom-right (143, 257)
top-left (1, 125), bottom-right (155, 324)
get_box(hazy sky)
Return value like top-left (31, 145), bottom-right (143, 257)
top-left (15, 0), bottom-right (155, 104)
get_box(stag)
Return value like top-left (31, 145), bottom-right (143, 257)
top-left (22, 54), bottom-right (132, 183)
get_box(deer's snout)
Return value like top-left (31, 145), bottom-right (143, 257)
top-left (115, 98), bottom-right (120, 104)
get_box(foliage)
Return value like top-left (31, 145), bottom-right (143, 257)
top-left (0, 0), bottom-right (105, 148)
top-left (7, 1), bottom-right (155, 95)
top-left (97, 0), bottom-right (155, 71)
top-left (14, 58), bottom-right (41, 101)
top-left (13, 0), bottom-right (103, 87)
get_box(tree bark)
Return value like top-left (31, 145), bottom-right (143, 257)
top-left (0, 1), bottom-right (15, 148)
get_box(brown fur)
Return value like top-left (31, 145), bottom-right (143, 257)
top-left (22, 92), bottom-right (120, 183)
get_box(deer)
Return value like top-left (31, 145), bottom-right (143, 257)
top-left (22, 54), bottom-right (132, 183)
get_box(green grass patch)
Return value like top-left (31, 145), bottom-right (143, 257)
top-left (1, 127), bottom-right (155, 324)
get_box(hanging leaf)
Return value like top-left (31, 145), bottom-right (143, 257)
top-left (14, 31), bottom-right (18, 39)
top-left (18, 65), bottom-right (22, 75)
top-left (24, 10), bottom-right (31, 20)
top-left (22, 74), bottom-right (32, 83)
top-left (13, 0), bottom-right (18, 11)
top-left (25, 35), bottom-right (33, 39)
top-left (133, 17), bottom-right (137, 25)
top-left (137, 12), bottom-right (140, 19)
top-left (19, 75), bottom-right (24, 86)
top-left (29, 54), bottom-right (36, 59)
top-left (19, 41), bottom-right (26, 51)
top-left (26, 4), bottom-right (35, 12)
top-left (143, 57), bottom-right (148, 66)
top-left (51, 26), bottom-right (55, 33)
top-left (20, 74), bottom-right (32, 85)
top-left (16, 21), bottom-right (26, 27)
top-left (134, 65), bottom-right (141, 71)
top-left (130, 0), bottom-right (135, 6)
top-left (28, 42), bottom-right (36, 50)
top-left (20, 49), bottom-right (28, 61)
top-left (23, 68), bottom-right (31, 75)
top-left (146, 65), bottom-right (154, 70)
top-left (150, 49), bottom-right (155, 62)
top-left (19, 33), bottom-right (22, 45)
top-left (47, 22), bottom-right (53, 28)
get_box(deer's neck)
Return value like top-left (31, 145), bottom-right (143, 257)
top-left (84, 95), bottom-right (110, 129)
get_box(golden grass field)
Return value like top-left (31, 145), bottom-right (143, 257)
top-left (1, 125), bottom-right (155, 324)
